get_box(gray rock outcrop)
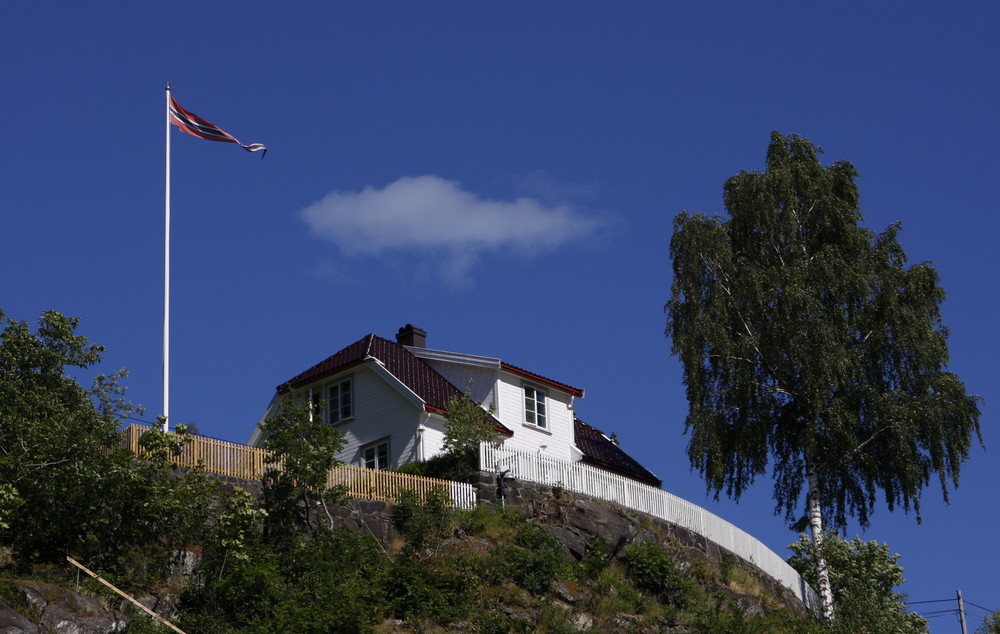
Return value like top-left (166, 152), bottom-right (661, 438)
top-left (0, 581), bottom-right (127, 634)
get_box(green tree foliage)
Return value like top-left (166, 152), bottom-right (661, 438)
top-left (667, 132), bottom-right (981, 528)
top-left (788, 532), bottom-right (928, 633)
top-left (213, 487), bottom-right (268, 568)
top-left (183, 522), bottom-right (388, 633)
top-left (400, 385), bottom-right (502, 481)
top-left (975, 610), bottom-right (1000, 634)
top-left (258, 396), bottom-right (347, 535)
top-left (0, 309), bottom-right (215, 573)
top-left (442, 383), bottom-right (502, 455)
top-left (0, 310), bottom-right (120, 557)
top-left (666, 132), bottom-right (982, 618)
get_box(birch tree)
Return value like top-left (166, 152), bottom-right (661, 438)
top-left (666, 132), bottom-right (981, 621)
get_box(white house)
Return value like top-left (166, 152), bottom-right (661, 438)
top-left (248, 324), bottom-right (661, 487)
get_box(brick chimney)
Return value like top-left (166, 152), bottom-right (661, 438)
top-left (395, 324), bottom-right (427, 348)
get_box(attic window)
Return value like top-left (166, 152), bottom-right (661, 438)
top-left (311, 377), bottom-right (353, 424)
top-left (523, 385), bottom-right (547, 429)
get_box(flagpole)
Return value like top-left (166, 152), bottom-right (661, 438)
top-left (163, 84), bottom-right (171, 432)
top-left (159, 88), bottom-right (265, 434)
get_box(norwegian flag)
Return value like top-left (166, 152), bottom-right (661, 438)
top-left (169, 95), bottom-right (267, 156)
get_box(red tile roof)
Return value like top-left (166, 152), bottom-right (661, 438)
top-left (574, 419), bottom-right (662, 487)
top-left (280, 334), bottom-right (375, 391)
top-left (278, 334), bottom-right (512, 436)
top-left (500, 362), bottom-right (584, 398)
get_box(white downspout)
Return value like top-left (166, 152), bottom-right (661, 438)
top-left (417, 413), bottom-right (428, 462)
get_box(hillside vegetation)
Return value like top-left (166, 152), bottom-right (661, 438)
top-left (2, 485), bottom-right (825, 633)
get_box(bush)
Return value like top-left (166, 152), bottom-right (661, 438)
top-left (496, 524), bottom-right (566, 594)
top-left (383, 561), bottom-right (470, 623)
top-left (398, 447), bottom-right (481, 481)
top-left (182, 527), bottom-right (385, 633)
top-left (622, 541), bottom-right (689, 606)
top-left (579, 535), bottom-right (612, 580)
top-left (393, 488), bottom-right (453, 557)
top-left (474, 611), bottom-right (532, 634)
top-left (458, 504), bottom-right (524, 541)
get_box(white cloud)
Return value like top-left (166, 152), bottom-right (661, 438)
top-left (299, 175), bottom-right (601, 277)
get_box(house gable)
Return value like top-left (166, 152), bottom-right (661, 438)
top-left (280, 334), bottom-right (464, 415)
top-left (328, 363), bottom-right (427, 468)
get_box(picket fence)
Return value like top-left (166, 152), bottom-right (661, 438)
top-left (117, 424), bottom-right (475, 509)
top-left (480, 442), bottom-right (820, 609)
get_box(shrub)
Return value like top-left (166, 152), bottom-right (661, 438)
top-left (496, 524), bottom-right (566, 594)
top-left (579, 535), bottom-right (612, 581)
top-left (459, 504), bottom-right (524, 541)
top-left (622, 541), bottom-right (690, 606)
top-left (474, 611), bottom-right (532, 634)
top-left (393, 487), bottom-right (453, 557)
top-left (383, 561), bottom-right (470, 623)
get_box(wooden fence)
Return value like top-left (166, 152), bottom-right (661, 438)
top-left (119, 424), bottom-right (276, 478)
top-left (480, 442), bottom-right (820, 610)
top-left (116, 424), bottom-right (475, 508)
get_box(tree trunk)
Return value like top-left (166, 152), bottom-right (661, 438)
top-left (807, 457), bottom-right (835, 622)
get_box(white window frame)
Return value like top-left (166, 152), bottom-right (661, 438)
top-left (309, 376), bottom-right (354, 424)
top-left (523, 384), bottom-right (547, 429)
top-left (361, 438), bottom-right (390, 471)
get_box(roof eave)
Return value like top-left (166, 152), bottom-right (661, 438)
top-left (500, 362), bottom-right (584, 398)
top-left (277, 357), bottom-right (367, 394)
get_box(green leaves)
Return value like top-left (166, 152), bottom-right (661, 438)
top-left (259, 396), bottom-right (347, 534)
top-left (0, 310), bottom-right (126, 560)
top-left (261, 397), bottom-right (345, 490)
top-left (622, 541), bottom-right (690, 606)
top-left (215, 488), bottom-right (268, 563)
top-left (787, 532), bottom-right (927, 633)
top-left (442, 382), bottom-right (502, 455)
top-left (0, 309), bottom-right (219, 575)
top-left (667, 133), bottom-right (981, 531)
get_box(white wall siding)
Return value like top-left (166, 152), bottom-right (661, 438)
top-left (419, 414), bottom-right (448, 459)
top-left (420, 359), bottom-right (498, 409)
top-left (316, 365), bottom-right (424, 469)
top-left (496, 370), bottom-right (576, 461)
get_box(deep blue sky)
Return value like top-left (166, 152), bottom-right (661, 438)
top-left (2, 3), bottom-right (997, 629)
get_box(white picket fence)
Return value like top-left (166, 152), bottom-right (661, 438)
top-left (480, 443), bottom-right (820, 610)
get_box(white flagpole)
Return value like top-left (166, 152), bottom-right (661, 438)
top-left (162, 84), bottom-right (171, 432)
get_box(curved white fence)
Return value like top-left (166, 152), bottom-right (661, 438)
top-left (480, 443), bottom-right (819, 610)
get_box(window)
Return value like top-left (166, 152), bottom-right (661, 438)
top-left (524, 385), bottom-right (547, 428)
top-left (362, 439), bottom-right (389, 470)
top-left (309, 378), bottom-right (354, 424)
top-left (325, 378), bottom-right (353, 423)
top-left (309, 377), bottom-right (353, 424)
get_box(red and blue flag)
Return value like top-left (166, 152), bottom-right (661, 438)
top-left (169, 95), bottom-right (267, 156)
